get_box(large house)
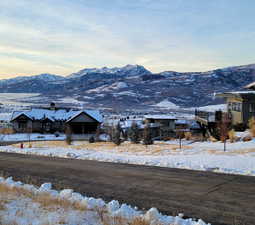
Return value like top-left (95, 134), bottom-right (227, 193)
top-left (216, 91), bottom-right (255, 126)
top-left (144, 115), bottom-right (177, 138)
top-left (195, 81), bottom-right (255, 137)
top-left (11, 104), bottom-right (103, 134)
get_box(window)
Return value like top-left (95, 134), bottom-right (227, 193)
top-left (230, 102), bottom-right (242, 112)
top-left (18, 121), bottom-right (27, 130)
top-left (249, 104), bottom-right (255, 113)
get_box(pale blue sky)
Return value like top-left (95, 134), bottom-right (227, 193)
top-left (0, 0), bottom-right (255, 78)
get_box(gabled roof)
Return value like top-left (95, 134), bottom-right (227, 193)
top-left (66, 110), bottom-right (103, 123)
top-left (245, 82), bottom-right (255, 90)
top-left (216, 91), bottom-right (255, 99)
top-left (11, 108), bottom-right (103, 123)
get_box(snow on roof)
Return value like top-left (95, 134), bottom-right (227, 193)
top-left (144, 115), bottom-right (177, 120)
top-left (175, 119), bottom-right (188, 124)
top-left (11, 108), bottom-right (103, 123)
top-left (217, 91), bottom-right (255, 96)
top-left (245, 81), bottom-right (255, 90)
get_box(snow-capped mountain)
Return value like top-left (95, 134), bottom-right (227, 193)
top-left (1, 64), bottom-right (255, 110)
top-left (68, 64), bottom-right (151, 79)
top-left (0, 73), bottom-right (64, 86)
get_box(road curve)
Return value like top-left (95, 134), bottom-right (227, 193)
top-left (0, 152), bottom-right (254, 225)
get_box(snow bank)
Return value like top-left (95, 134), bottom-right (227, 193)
top-left (0, 176), bottom-right (210, 225)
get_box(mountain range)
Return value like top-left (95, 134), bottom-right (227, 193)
top-left (1, 64), bottom-right (255, 111)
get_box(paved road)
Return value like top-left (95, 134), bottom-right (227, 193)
top-left (0, 152), bottom-right (254, 225)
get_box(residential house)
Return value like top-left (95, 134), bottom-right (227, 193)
top-left (11, 104), bottom-right (103, 134)
top-left (216, 91), bottom-right (255, 126)
top-left (144, 115), bottom-right (177, 138)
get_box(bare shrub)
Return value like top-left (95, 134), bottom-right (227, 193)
top-left (243, 135), bottom-right (252, 142)
top-left (248, 117), bottom-right (255, 137)
top-left (184, 132), bottom-right (192, 140)
top-left (209, 136), bottom-right (218, 142)
top-left (228, 129), bottom-right (236, 143)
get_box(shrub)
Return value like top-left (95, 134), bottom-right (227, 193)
top-left (209, 136), bottom-right (218, 142)
top-left (143, 123), bottom-right (153, 145)
top-left (233, 123), bottom-right (247, 132)
top-left (112, 123), bottom-right (122, 146)
top-left (243, 135), bottom-right (252, 142)
top-left (228, 129), bottom-right (236, 143)
top-left (65, 125), bottom-right (72, 145)
top-left (184, 132), bottom-right (192, 140)
top-left (248, 117), bottom-right (255, 137)
top-left (128, 122), bottom-right (140, 144)
top-left (89, 136), bottom-right (95, 143)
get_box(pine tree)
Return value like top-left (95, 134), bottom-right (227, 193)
top-left (112, 123), bottom-right (121, 146)
top-left (129, 122), bottom-right (140, 144)
top-left (143, 123), bottom-right (153, 145)
top-left (65, 125), bottom-right (72, 145)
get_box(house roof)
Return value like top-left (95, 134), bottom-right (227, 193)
top-left (216, 91), bottom-right (255, 99)
top-left (245, 82), bottom-right (255, 90)
top-left (11, 108), bottom-right (103, 123)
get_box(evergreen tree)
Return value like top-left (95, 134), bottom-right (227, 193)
top-left (143, 123), bottom-right (153, 145)
top-left (112, 123), bottom-right (122, 145)
top-left (129, 122), bottom-right (140, 144)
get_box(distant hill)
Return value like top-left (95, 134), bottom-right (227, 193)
top-left (1, 64), bottom-right (255, 110)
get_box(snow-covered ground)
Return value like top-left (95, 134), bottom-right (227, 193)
top-left (0, 176), bottom-right (209, 225)
top-left (0, 137), bottom-right (255, 176)
top-left (0, 133), bottom-right (65, 142)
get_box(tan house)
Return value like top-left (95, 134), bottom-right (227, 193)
top-left (216, 91), bottom-right (255, 126)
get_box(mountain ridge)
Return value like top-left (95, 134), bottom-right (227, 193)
top-left (0, 63), bottom-right (255, 110)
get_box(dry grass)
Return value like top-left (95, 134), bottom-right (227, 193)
top-left (0, 182), bottom-right (178, 225)
top-left (206, 147), bottom-right (255, 155)
top-left (0, 183), bottom-right (86, 212)
top-left (12, 140), bottom-right (192, 155)
top-left (102, 216), bottom-right (153, 225)
top-left (0, 128), bottom-right (15, 135)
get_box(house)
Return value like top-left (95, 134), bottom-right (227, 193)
top-left (144, 115), bottom-right (177, 138)
top-left (216, 91), bottom-right (255, 126)
top-left (11, 104), bottom-right (103, 134)
top-left (195, 81), bottom-right (255, 137)
top-left (175, 119), bottom-right (190, 130)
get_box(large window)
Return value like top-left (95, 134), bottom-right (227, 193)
top-left (229, 102), bottom-right (242, 112)
top-left (249, 103), bottom-right (255, 113)
top-left (18, 121), bottom-right (27, 130)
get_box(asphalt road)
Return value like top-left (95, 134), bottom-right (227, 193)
top-left (0, 152), bottom-right (254, 225)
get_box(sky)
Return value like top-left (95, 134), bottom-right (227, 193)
top-left (0, 0), bottom-right (255, 78)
